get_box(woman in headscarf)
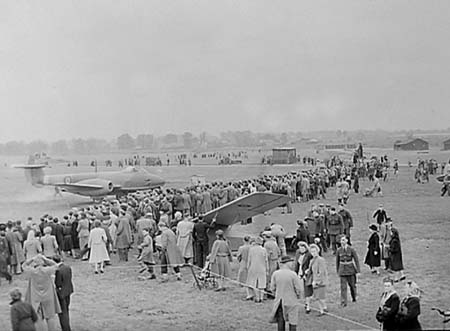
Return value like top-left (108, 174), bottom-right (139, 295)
top-left (396, 281), bottom-right (422, 330)
top-left (293, 241), bottom-right (313, 313)
top-left (24, 230), bottom-right (42, 261)
top-left (376, 278), bottom-right (400, 331)
top-left (364, 224), bottom-right (381, 274)
top-left (209, 229), bottom-right (233, 291)
top-left (22, 254), bottom-right (62, 331)
top-left (389, 227), bottom-right (405, 282)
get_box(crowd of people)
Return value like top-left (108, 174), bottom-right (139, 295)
top-left (1, 154), bottom-right (439, 331)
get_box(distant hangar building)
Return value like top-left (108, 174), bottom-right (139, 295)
top-left (443, 138), bottom-right (450, 151)
top-left (393, 138), bottom-right (429, 151)
top-left (272, 147), bottom-right (297, 164)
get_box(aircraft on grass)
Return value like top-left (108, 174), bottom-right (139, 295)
top-left (197, 192), bottom-right (291, 249)
top-left (13, 158), bottom-right (165, 200)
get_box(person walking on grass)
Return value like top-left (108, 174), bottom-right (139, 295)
top-left (336, 235), bottom-right (360, 307)
top-left (310, 243), bottom-right (328, 316)
top-left (269, 255), bottom-right (302, 331)
top-left (389, 228), bottom-right (405, 283)
top-left (365, 224), bottom-right (381, 275)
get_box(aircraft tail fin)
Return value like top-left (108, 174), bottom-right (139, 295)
top-left (12, 156), bottom-right (46, 186)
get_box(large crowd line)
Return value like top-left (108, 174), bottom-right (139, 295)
top-left (3, 154), bottom-right (449, 331)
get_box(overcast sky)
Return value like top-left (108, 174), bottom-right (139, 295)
top-left (1, 0), bottom-right (449, 142)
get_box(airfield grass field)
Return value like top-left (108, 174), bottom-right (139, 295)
top-left (0, 154), bottom-right (450, 330)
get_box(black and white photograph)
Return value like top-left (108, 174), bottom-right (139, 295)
top-left (0, 1), bottom-right (450, 330)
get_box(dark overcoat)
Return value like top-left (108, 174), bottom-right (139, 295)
top-left (389, 236), bottom-right (403, 271)
top-left (364, 232), bottom-right (381, 267)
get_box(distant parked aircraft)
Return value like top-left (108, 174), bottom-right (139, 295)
top-left (13, 157), bottom-right (165, 199)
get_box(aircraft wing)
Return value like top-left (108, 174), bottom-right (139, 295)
top-left (202, 192), bottom-right (290, 226)
top-left (55, 183), bottom-right (104, 189)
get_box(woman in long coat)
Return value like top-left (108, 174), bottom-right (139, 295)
top-left (6, 224), bottom-right (25, 274)
top-left (365, 224), bottom-right (381, 274)
top-left (389, 228), bottom-right (405, 282)
top-left (0, 224), bottom-right (13, 283)
top-left (309, 244), bottom-right (328, 315)
top-left (293, 241), bottom-right (313, 313)
top-left (23, 230), bottom-right (42, 261)
top-left (22, 254), bottom-right (62, 331)
top-left (246, 237), bottom-right (268, 303)
top-left (236, 236), bottom-right (251, 284)
top-left (209, 230), bottom-right (233, 291)
top-left (159, 222), bottom-right (183, 281)
top-left (176, 217), bottom-right (194, 263)
top-left (88, 220), bottom-right (110, 274)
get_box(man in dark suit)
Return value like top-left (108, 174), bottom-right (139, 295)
top-left (53, 255), bottom-right (74, 331)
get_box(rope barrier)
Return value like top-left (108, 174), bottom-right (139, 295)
top-left (101, 261), bottom-right (377, 330)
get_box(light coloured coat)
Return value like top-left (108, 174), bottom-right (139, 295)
top-left (246, 244), bottom-right (268, 289)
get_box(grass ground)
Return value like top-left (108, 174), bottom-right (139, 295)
top-left (0, 164), bottom-right (449, 330)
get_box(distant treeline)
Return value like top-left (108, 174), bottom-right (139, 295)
top-left (1, 129), bottom-right (450, 155)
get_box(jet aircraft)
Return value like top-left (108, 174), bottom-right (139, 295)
top-left (13, 160), bottom-right (165, 199)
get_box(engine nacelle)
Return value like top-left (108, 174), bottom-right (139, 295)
top-left (77, 179), bottom-right (114, 197)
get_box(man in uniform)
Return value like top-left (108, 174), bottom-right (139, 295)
top-left (326, 207), bottom-right (344, 254)
top-left (338, 204), bottom-right (354, 245)
top-left (336, 235), bottom-right (360, 307)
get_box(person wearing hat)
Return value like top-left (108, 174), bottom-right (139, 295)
top-left (269, 255), bottom-right (302, 331)
top-left (209, 229), bottom-right (232, 291)
top-left (365, 224), bottom-right (381, 275)
top-left (263, 231), bottom-right (280, 297)
top-left (53, 255), bottom-right (74, 331)
top-left (326, 207), bottom-right (344, 255)
top-left (338, 204), bottom-right (354, 245)
top-left (246, 237), bottom-right (268, 303)
top-left (158, 222), bottom-right (183, 282)
top-left (373, 204), bottom-right (388, 225)
top-left (336, 235), bottom-right (360, 307)
top-left (388, 227), bottom-right (405, 283)
top-left (10, 288), bottom-right (38, 331)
